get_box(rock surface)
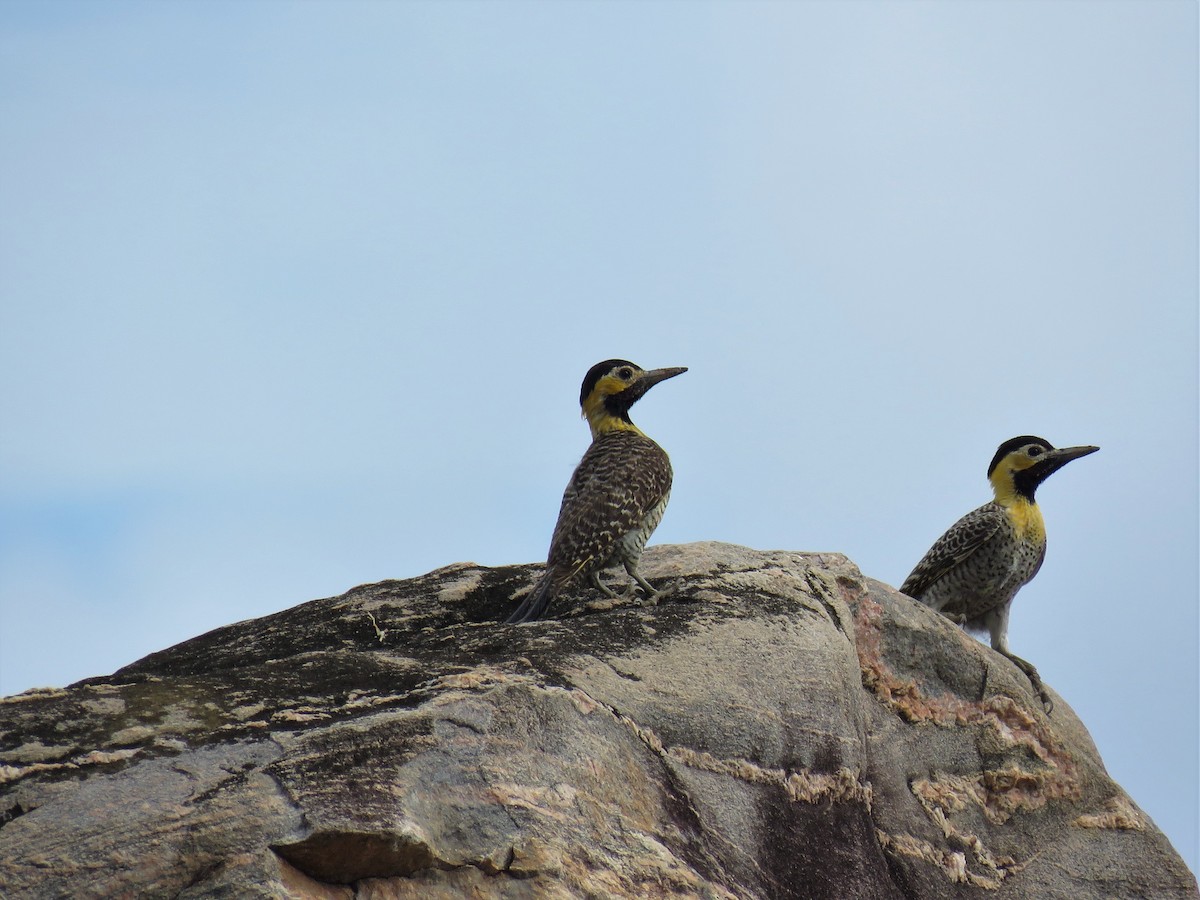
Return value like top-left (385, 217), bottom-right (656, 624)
top-left (0, 542), bottom-right (1195, 899)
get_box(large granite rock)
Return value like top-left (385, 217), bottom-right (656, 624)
top-left (0, 542), bottom-right (1194, 899)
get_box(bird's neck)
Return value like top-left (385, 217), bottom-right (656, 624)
top-left (991, 474), bottom-right (1046, 541)
top-left (582, 396), bottom-right (645, 439)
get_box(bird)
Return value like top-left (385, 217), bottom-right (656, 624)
top-left (505, 359), bottom-right (687, 624)
top-left (899, 436), bottom-right (1099, 712)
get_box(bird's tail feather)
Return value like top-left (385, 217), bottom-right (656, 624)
top-left (504, 571), bottom-right (559, 624)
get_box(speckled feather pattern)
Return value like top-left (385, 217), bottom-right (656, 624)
top-left (505, 428), bottom-right (674, 622)
top-left (546, 429), bottom-right (673, 587)
top-left (900, 501), bottom-right (1047, 631)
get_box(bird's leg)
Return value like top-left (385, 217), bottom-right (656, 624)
top-left (626, 562), bottom-right (658, 604)
top-left (588, 569), bottom-right (620, 599)
top-left (625, 563), bottom-right (680, 607)
top-left (987, 605), bottom-right (1053, 714)
top-left (1003, 650), bottom-right (1053, 715)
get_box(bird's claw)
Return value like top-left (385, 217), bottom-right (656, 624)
top-left (638, 577), bottom-right (682, 607)
top-left (1008, 653), bottom-right (1054, 715)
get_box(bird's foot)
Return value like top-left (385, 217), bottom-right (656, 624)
top-left (615, 580), bottom-right (657, 608)
top-left (584, 575), bottom-right (681, 612)
top-left (636, 577), bottom-right (681, 607)
top-left (1006, 652), bottom-right (1054, 714)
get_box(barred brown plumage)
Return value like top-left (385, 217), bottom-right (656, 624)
top-left (504, 360), bottom-right (686, 624)
top-left (900, 436), bottom-right (1098, 713)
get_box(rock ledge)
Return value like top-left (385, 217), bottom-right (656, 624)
top-left (0, 542), bottom-right (1195, 899)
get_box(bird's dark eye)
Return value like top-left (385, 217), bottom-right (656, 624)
top-left (1027, 446), bottom-right (1043, 457)
top-left (617, 367), bottom-right (634, 380)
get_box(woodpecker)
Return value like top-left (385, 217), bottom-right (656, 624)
top-left (505, 359), bottom-right (686, 625)
top-left (900, 436), bottom-right (1098, 712)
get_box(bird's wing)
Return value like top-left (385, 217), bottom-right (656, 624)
top-left (899, 502), bottom-right (1007, 599)
top-left (546, 432), bottom-right (672, 575)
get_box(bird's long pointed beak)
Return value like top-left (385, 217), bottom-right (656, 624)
top-left (1055, 444), bottom-right (1100, 462)
top-left (1032, 444), bottom-right (1099, 479)
top-left (625, 366), bottom-right (687, 404)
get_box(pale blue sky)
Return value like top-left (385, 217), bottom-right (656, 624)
top-left (1, 0), bottom-right (1195, 872)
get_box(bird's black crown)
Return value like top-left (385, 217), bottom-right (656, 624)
top-left (579, 359), bottom-right (640, 406)
top-left (987, 436), bottom-right (1053, 478)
